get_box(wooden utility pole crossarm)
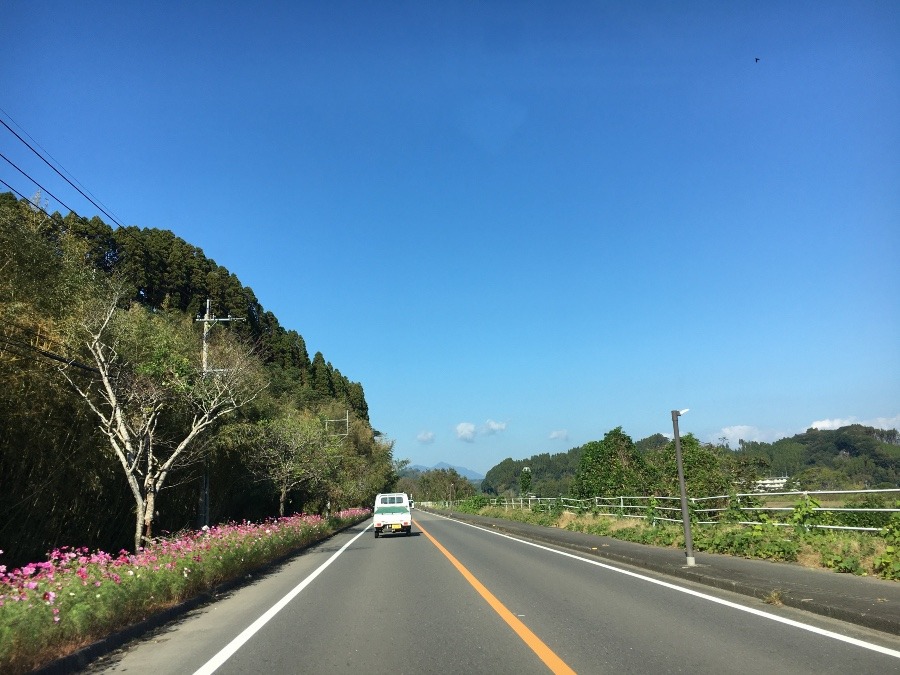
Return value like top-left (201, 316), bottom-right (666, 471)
top-left (196, 298), bottom-right (245, 374)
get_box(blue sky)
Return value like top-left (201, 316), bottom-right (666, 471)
top-left (2, 2), bottom-right (898, 475)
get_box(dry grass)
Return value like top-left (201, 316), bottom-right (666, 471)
top-left (795, 550), bottom-right (822, 569)
top-left (764, 590), bottom-right (784, 606)
top-left (753, 495), bottom-right (854, 513)
top-left (557, 512), bottom-right (578, 528)
top-left (606, 516), bottom-right (644, 532)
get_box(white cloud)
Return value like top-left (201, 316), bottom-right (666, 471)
top-left (454, 419), bottom-right (507, 441)
top-left (456, 422), bottom-right (476, 442)
top-left (809, 417), bottom-right (857, 431)
top-left (714, 413), bottom-right (900, 448)
top-left (416, 431), bottom-right (435, 444)
top-left (809, 413), bottom-right (900, 432)
top-left (482, 419), bottom-right (507, 435)
top-left (549, 429), bottom-right (569, 441)
top-left (868, 414), bottom-right (900, 430)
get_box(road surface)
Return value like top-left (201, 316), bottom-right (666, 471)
top-left (89, 510), bottom-right (900, 674)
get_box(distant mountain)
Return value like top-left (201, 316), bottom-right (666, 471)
top-left (409, 462), bottom-right (484, 480)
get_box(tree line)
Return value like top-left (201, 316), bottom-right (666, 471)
top-left (732, 424), bottom-right (899, 489)
top-left (0, 193), bottom-right (394, 567)
top-left (394, 464), bottom-right (478, 503)
top-left (479, 424), bottom-right (899, 499)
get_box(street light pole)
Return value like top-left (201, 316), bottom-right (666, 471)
top-left (672, 408), bottom-right (696, 566)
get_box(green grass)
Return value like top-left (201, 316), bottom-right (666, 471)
top-left (466, 506), bottom-right (896, 577)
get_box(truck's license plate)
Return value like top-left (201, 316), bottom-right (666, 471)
top-left (391, 524), bottom-right (401, 530)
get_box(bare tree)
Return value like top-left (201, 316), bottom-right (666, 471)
top-left (61, 295), bottom-right (265, 550)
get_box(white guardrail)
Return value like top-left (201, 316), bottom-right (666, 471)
top-left (469, 488), bottom-right (900, 533)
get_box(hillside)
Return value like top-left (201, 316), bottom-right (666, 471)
top-left (481, 448), bottom-right (583, 497)
top-left (481, 425), bottom-right (899, 496)
top-left (0, 193), bottom-right (391, 567)
top-left (738, 424), bottom-right (899, 489)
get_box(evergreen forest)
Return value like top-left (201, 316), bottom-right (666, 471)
top-left (0, 193), bottom-right (396, 567)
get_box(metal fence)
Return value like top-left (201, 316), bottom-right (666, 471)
top-left (483, 488), bottom-right (900, 533)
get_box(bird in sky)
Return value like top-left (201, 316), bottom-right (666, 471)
top-left (755, 57), bottom-right (760, 62)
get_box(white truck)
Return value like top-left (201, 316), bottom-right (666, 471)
top-left (373, 492), bottom-right (412, 537)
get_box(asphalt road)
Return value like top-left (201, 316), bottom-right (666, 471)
top-left (88, 510), bottom-right (900, 674)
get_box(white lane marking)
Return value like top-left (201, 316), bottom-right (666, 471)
top-left (193, 524), bottom-right (371, 675)
top-left (429, 512), bottom-right (900, 659)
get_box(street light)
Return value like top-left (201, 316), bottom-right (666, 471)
top-left (671, 408), bottom-right (696, 566)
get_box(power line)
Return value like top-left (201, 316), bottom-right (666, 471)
top-left (0, 115), bottom-right (125, 228)
top-left (0, 151), bottom-right (80, 216)
top-left (0, 177), bottom-right (64, 228)
top-left (1, 176), bottom-right (78, 226)
top-left (0, 176), bottom-right (32, 202)
top-left (0, 106), bottom-right (122, 225)
top-left (2, 319), bottom-right (107, 376)
top-left (0, 333), bottom-right (100, 373)
top-left (5, 319), bottom-right (78, 353)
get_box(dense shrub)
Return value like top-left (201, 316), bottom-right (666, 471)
top-left (835, 496), bottom-right (896, 529)
top-left (874, 515), bottom-right (900, 580)
top-left (466, 505), bottom-right (900, 574)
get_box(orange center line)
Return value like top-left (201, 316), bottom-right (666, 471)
top-left (414, 519), bottom-right (577, 675)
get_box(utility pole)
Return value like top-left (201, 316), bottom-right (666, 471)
top-left (196, 298), bottom-right (245, 374)
top-left (325, 409), bottom-right (350, 437)
top-left (194, 299), bottom-right (245, 527)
